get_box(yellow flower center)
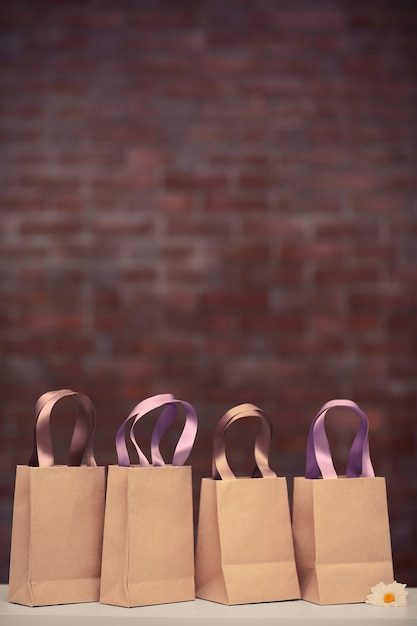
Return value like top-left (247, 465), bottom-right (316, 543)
top-left (384, 593), bottom-right (395, 603)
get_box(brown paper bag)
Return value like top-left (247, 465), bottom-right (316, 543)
top-left (8, 390), bottom-right (105, 606)
top-left (292, 399), bottom-right (394, 605)
top-left (195, 404), bottom-right (300, 605)
top-left (99, 393), bottom-right (198, 607)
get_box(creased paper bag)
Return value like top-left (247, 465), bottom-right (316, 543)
top-left (195, 404), bottom-right (300, 605)
top-left (8, 390), bottom-right (105, 606)
top-left (292, 399), bottom-right (394, 605)
top-left (99, 393), bottom-right (198, 607)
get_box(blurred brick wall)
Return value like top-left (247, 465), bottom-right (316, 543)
top-left (1, 0), bottom-right (416, 586)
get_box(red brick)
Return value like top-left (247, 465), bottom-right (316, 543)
top-left (164, 171), bottom-right (228, 190)
top-left (94, 215), bottom-right (153, 235)
top-left (205, 193), bottom-right (268, 213)
top-left (238, 173), bottom-right (277, 190)
top-left (201, 289), bottom-right (268, 311)
top-left (19, 219), bottom-right (82, 235)
top-left (155, 192), bottom-right (194, 213)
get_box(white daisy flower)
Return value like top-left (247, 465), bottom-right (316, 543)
top-left (366, 581), bottom-right (408, 607)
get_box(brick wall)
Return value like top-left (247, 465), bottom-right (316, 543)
top-left (1, 0), bottom-right (416, 586)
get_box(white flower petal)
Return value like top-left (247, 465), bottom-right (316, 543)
top-left (365, 580), bottom-right (408, 608)
top-left (370, 582), bottom-right (385, 595)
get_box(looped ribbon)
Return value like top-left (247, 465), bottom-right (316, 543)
top-left (305, 399), bottom-right (375, 479)
top-left (115, 393), bottom-right (198, 467)
top-left (28, 389), bottom-right (97, 468)
top-left (212, 403), bottom-right (277, 480)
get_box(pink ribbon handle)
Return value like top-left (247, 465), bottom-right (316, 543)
top-left (115, 393), bottom-right (198, 467)
top-left (212, 403), bottom-right (277, 480)
top-left (305, 399), bottom-right (375, 479)
top-left (28, 389), bottom-right (97, 467)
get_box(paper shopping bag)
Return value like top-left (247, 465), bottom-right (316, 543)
top-left (195, 404), bottom-right (300, 605)
top-left (99, 393), bottom-right (198, 607)
top-left (8, 390), bottom-right (105, 606)
top-left (292, 399), bottom-right (394, 605)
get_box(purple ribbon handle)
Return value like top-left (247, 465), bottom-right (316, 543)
top-left (305, 399), bottom-right (375, 479)
top-left (116, 393), bottom-right (198, 467)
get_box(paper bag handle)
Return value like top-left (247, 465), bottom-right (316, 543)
top-left (116, 393), bottom-right (198, 467)
top-left (28, 389), bottom-right (97, 467)
top-left (212, 403), bottom-right (277, 480)
top-left (306, 399), bottom-right (375, 479)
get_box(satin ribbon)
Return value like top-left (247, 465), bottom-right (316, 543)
top-left (116, 393), bottom-right (198, 467)
top-left (28, 389), bottom-right (97, 467)
top-left (305, 399), bottom-right (375, 479)
top-left (212, 403), bottom-right (276, 480)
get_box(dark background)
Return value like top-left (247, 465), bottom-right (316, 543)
top-left (1, 0), bottom-right (416, 586)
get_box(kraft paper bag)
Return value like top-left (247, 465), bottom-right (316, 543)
top-left (195, 404), bottom-right (300, 605)
top-left (8, 390), bottom-right (105, 606)
top-left (292, 399), bottom-right (394, 605)
top-left (99, 393), bottom-right (198, 607)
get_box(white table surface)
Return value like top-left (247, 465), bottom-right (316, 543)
top-left (1, 586), bottom-right (416, 625)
